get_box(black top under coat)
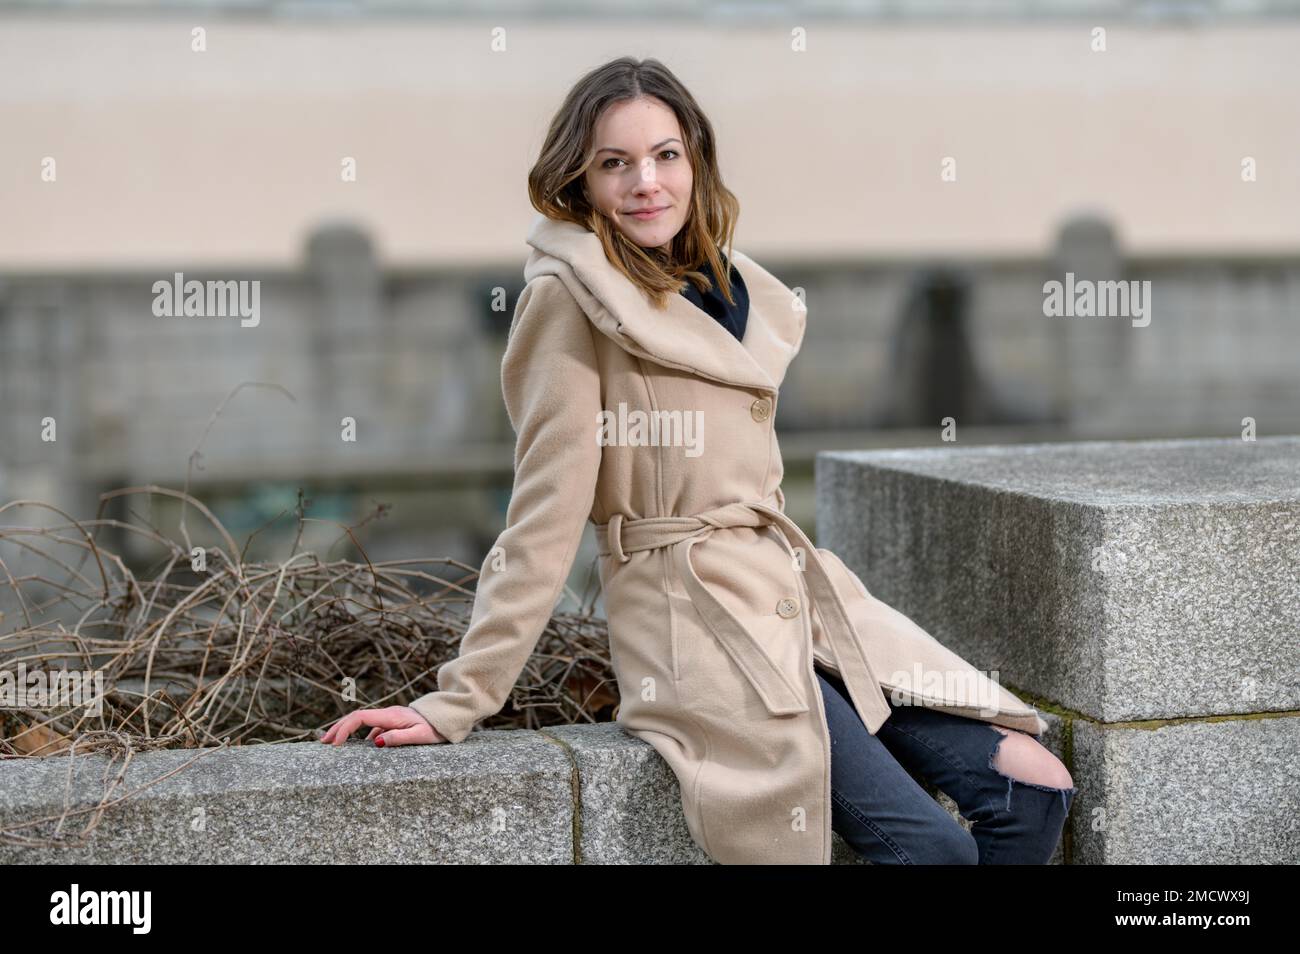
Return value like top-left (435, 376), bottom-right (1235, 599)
top-left (678, 254), bottom-right (749, 344)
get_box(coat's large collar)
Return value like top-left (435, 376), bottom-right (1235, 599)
top-left (523, 212), bottom-right (805, 394)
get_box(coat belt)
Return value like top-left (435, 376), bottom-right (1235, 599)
top-left (594, 493), bottom-right (893, 732)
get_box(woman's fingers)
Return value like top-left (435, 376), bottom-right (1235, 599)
top-left (319, 706), bottom-right (442, 746)
top-left (321, 708), bottom-right (396, 746)
top-left (373, 724), bottom-right (435, 747)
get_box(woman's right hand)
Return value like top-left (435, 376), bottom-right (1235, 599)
top-left (319, 705), bottom-right (448, 747)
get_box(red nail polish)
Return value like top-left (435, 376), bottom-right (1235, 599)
top-left (375, 737), bottom-right (385, 747)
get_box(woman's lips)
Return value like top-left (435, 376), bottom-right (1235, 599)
top-left (627, 206), bottom-right (667, 220)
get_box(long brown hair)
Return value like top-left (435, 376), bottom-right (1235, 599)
top-left (527, 57), bottom-right (742, 311)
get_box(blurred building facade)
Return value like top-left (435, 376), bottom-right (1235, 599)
top-left (1, 0), bottom-right (1297, 580)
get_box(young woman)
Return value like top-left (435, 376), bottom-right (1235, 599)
top-left (322, 57), bottom-right (1077, 865)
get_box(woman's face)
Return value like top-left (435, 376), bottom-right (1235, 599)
top-left (583, 96), bottom-right (693, 252)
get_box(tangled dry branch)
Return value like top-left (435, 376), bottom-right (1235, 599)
top-left (0, 483), bottom-right (616, 850)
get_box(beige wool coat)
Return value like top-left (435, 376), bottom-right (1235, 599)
top-left (408, 212), bottom-right (1049, 865)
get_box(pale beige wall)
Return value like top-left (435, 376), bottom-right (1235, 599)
top-left (2, 16), bottom-right (1297, 268)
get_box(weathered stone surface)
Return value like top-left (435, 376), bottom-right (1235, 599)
top-left (0, 715), bottom-right (1074, 864)
top-left (1069, 713), bottom-right (1299, 864)
top-left (817, 436), bottom-right (1300, 723)
top-left (0, 730), bottom-right (574, 864)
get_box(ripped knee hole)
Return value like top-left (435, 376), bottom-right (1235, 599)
top-left (988, 726), bottom-right (1075, 791)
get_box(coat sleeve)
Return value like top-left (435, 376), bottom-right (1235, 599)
top-left (406, 275), bottom-right (602, 742)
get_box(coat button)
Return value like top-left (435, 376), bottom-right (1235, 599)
top-left (777, 597), bottom-right (800, 618)
top-left (750, 397), bottom-right (772, 422)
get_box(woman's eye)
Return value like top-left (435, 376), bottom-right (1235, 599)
top-left (601, 150), bottom-right (678, 170)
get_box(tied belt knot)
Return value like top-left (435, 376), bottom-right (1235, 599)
top-left (594, 491), bottom-right (892, 732)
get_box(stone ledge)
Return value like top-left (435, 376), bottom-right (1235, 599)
top-left (816, 435), bottom-right (1300, 864)
top-left (0, 714), bottom-right (1072, 864)
top-left (0, 729), bottom-right (574, 864)
top-left (816, 436), bottom-right (1300, 723)
top-left (1069, 712), bottom-right (1299, 864)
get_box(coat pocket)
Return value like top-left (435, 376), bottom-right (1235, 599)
top-left (665, 591), bottom-right (693, 684)
top-left (666, 586), bottom-right (810, 717)
top-left (667, 589), bottom-right (726, 692)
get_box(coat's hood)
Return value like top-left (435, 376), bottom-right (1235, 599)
top-left (523, 212), bottom-right (805, 394)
